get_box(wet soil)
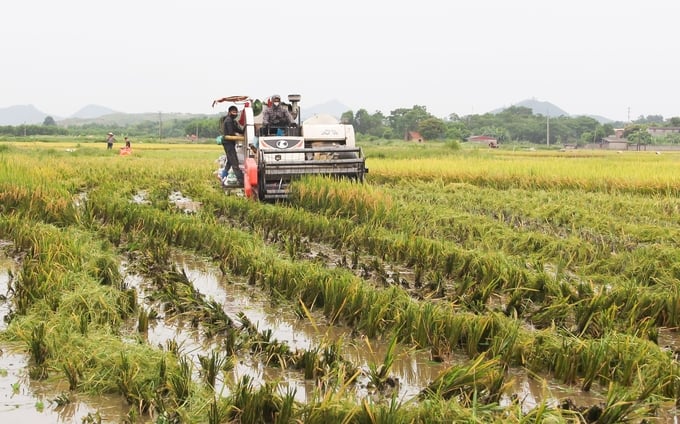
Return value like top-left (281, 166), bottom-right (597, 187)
top-left (3, 243), bottom-right (680, 421)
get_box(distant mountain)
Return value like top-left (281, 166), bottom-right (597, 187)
top-left (0, 104), bottom-right (117, 126)
top-left (582, 114), bottom-right (614, 124)
top-left (0, 104), bottom-right (52, 125)
top-left (491, 98), bottom-right (569, 118)
top-left (490, 98), bottom-right (614, 124)
top-left (58, 112), bottom-right (209, 127)
top-left (300, 99), bottom-right (351, 121)
top-left (70, 104), bottom-right (118, 119)
top-left (1, 99), bottom-right (616, 127)
top-left (0, 98), bottom-right (351, 127)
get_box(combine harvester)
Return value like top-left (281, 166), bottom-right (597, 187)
top-left (213, 94), bottom-right (368, 201)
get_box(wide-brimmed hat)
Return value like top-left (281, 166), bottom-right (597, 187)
top-left (107, 132), bottom-right (114, 136)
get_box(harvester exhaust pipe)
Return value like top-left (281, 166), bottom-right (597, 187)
top-left (288, 94), bottom-right (301, 124)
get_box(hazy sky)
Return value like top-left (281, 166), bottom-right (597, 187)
top-left (3, 1), bottom-right (679, 122)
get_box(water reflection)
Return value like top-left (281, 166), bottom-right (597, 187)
top-left (5, 244), bottom-right (676, 421)
top-left (0, 264), bottom-right (11, 332)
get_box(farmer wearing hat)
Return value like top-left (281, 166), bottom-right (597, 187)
top-left (106, 132), bottom-right (116, 150)
top-left (262, 94), bottom-right (295, 135)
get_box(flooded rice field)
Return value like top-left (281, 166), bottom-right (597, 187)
top-left (5, 244), bottom-right (664, 422)
top-left (0, 249), bottom-right (130, 422)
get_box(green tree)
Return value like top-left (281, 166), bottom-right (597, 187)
top-left (43, 116), bottom-right (56, 126)
top-left (418, 117), bottom-right (446, 140)
top-left (388, 105), bottom-right (431, 139)
top-left (341, 110), bottom-right (354, 125)
top-left (353, 109), bottom-right (386, 137)
top-left (446, 113), bottom-right (461, 122)
top-left (624, 124), bottom-right (652, 145)
top-left (184, 118), bottom-right (221, 139)
top-left (445, 121), bottom-right (470, 141)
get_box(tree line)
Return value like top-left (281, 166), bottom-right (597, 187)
top-left (343, 105), bottom-right (680, 145)
top-left (2, 106), bottom-right (679, 145)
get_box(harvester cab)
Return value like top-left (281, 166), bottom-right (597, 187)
top-left (213, 94), bottom-right (367, 201)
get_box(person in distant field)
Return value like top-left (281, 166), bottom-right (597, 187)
top-left (262, 94), bottom-right (295, 135)
top-left (106, 132), bottom-right (115, 149)
top-left (221, 105), bottom-right (244, 185)
top-left (124, 136), bottom-right (131, 148)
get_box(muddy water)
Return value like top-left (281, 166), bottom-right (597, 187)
top-left (0, 245), bottom-right (142, 423)
top-left (162, 253), bottom-right (621, 410)
top-left (0, 350), bottom-right (135, 423)
top-left (166, 252), bottom-right (450, 402)
top-left (3, 244), bottom-right (680, 421)
top-left (0, 248), bottom-right (12, 332)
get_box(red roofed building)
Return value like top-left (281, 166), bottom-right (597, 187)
top-left (406, 131), bottom-right (424, 142)
top-left (467, 135), bottom-right (498, 148)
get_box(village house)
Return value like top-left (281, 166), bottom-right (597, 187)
top-left (647, 127), bottom-right (680, 138)
top-left (466, 135), bottom-right (498, 148)
top-left (406, 131), bottom-right (424, 142)
top-left (601, 135), bottom-right (629, 150)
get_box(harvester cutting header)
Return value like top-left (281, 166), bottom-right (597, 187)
top-left (213, 94), bottom-right (367, 201)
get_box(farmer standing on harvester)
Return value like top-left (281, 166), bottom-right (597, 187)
top-left (221, 105), bottom-right (244, 186)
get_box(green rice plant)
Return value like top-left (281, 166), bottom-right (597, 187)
top-left (602, 333), bottom-right (661, 387)
top-left (487, 316), bottom-right (524, 367)
top-left (117, 352), bottom-right (145, 409)
top-left (580, 338), bottom-right (608, 392)
top-left (51, 392), bottom-right (72, 407)
top-left (357, 395), bottom-right (406, 424)
top-left (594, 382), bottom-right (658, 424)
top-left (228, 375), bottom-right (257, 422)
top-left (285, 234), bottom-right (300, 260)
top-left (63, 362), bottom-right (81, 390)
top-left (165, 339), bottom-right (181, 355)
top-left (250, 328), bottom-right (273, 354)
top-left (168, 355), bottom-right (192, 407)
top-left (201, 299), bottom-right (234, 337)
top-left (59, 285), bottom-right (125, 328)
top-left (237, 311), bottom-right (257, 335)
top-left (419, 354), bottom-right (509, 407)
top-left (120, 288), bottom-right (138, 317)
top-left (277, 386), bottom-right (297, 424)
top-left (366, 333), bottom-right (399, 392)
top-left (198, 351), bottom-right (226, 390)
top-left (322, 338), bottom-right (343, 368)
top-left (514, 400), bottom-right (577, 423)
top-left (158, 355), bottom-right (167, 390)
top-left (29, 322), bottom-right (49, 366)
top-left (79, 311), bottom-right (89, 335)
top-left (551, 336), bottom-right (582, 385)
top-left (28, 365), bottom-right (48, 380)
top-left (463, 313), bottom-right (493, 357)
top-left (207, 398), bottom-right (230, 424)
top-left (574, 288), bottom-right (612, 337)
top-left (222, 327), bottom-right (239, 355)
top-left (137, 308), bottom-right (149, 334)
top-left (526, 295), bottom-right (572, 330)
top-left (81, 411), bottom-right (102, 424)
top-left (298, 347), bottom-right (321, 380)
top-left (93, 254), bottom-right (122, 288)
top-left (264, 339), bottom-right (293, 368)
